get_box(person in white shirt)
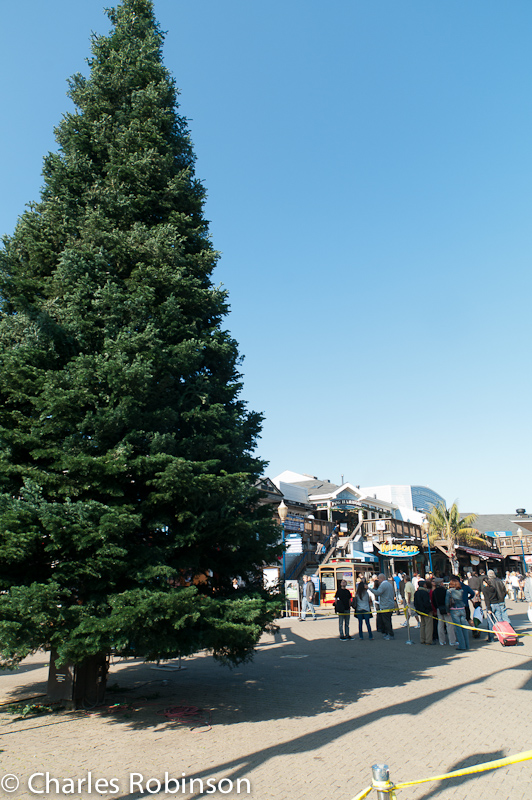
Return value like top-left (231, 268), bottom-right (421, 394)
top-left (510, 572), bottom-right (521, 602)
top-left (401, 575), bottom-right (420, 628)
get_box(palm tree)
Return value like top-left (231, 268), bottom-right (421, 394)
top-left (426, 502), bottom-right (484, 572)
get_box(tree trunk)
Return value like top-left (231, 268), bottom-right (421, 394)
top-left (47, 651), bottom-right (108, 709)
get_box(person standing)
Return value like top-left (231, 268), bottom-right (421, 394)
top-left (460, 577), bottom-right (476, 625)
top-left (510, 572), bottom-right (521, 602)
top-left (402, 574), bottom-right (420, 628)
top-left (466, 570), bottom-right (482, 599)
top-left (329, 525), bottom-right (340, 556)
top-left (466, 571), bottom-right (482, 639)
top-left (393, 572), bottom-right (402, 602)
top-left (353, 580), bottom-right (373, 640)
top-left (372, 574), bottom-right (396, 640)
top-left (446, 575), bottom-right (470, 651)
top-left (414, 580), bottom-right (433, 644)
top-left (368, 576), bottom-right (382, 633)
top-left (300, 575), bottom-right (317, 621)
top-left (483, 569), bottom-right (510, 641)
top-left (524, 570), bottom-right (532, 605)
top-left (334, 579), bottom-right (352, 640)
top-left (399, 572), bottom-right (406, 604)
top-left (432, 577), bottom-right (457, 646)
top-left (315, 540), bottom-right (325, 561)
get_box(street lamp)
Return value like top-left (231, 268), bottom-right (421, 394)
top-left (278, 500), bottom-right (288, 579)
top-left (516, 527), bottom-right (527, 573)
top-left (422, 518), bottom-right (433, 574)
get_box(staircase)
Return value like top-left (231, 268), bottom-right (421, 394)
top-left (321, 520), bottom-right (364, 566)
top-left (285, 551), bottom-right (318, 581)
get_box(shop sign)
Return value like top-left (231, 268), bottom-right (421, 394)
top-left (285, 580), bottom-right (299, 600)
top-left (376, 543), bottom-right (419, 558)
top-left (284, 514), bottom-right (304, 532)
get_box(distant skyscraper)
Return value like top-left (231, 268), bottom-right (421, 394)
top-left (360, 485), bottom-right (445, 514)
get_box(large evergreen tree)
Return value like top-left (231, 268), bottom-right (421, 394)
top-left (0, 0), bottom-right (280, 675)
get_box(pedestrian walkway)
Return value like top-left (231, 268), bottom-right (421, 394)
top-left (1, 600), bottom-right (531, 799)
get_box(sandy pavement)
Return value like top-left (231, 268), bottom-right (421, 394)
top-left (0, 600), bottom-right (531, 799)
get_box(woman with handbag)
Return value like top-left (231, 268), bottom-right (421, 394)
top-left (353, 580), bottom-right (373, 640)
top-left (334, 579), bottom-right (352, 640)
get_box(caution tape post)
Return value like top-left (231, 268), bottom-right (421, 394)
top-left (351, 749), bottom-right (532, 799)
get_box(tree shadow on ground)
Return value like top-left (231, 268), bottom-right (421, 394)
top-left (1, 616), bottom-right (530, 799)
top-left (110, 678), bottom-right (513, 799)
top-left (412, 750), bottom-right (505, 800)
top-left (101, 615), bottom-right (528, 727)
top-left (1, 615), bottom-right (528, 729)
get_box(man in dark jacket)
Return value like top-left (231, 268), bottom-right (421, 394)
top-left (466, 571), bottom-right (483, 638)
top-left (334, 579), bottom-right (352, 640)
top-left (414, 580), bottom-right (433, 645)
top-left (433, 578), bottom-right (457, 645)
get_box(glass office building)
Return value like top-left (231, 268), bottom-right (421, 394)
top-left (410, 486), bottom-right (445, 513)
top-left (361, 485), bottom-right (445, 514)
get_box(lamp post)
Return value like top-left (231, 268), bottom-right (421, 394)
top-left (278, 500), bottom-right (288, 579)
top-left (422, 518), bottom-right (433, 574)
top-left (516, 527), bottom-right (527, 573)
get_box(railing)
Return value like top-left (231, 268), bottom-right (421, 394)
top-left (362, 518), bottom-right (423, 543)
top-left (285, 551), bottom-right (315, 581)
top-left (496, 534), bottom-right (532, 557)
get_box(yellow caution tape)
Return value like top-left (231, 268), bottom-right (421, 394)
top-left (351, 748), bottom-right (532, 799)
top-left (352, 781), bottom-right (397, 799)
top-left (351, 786), bottom-right (373, 800)
top-left (313, 604), bottom-right (532, 637)
top-left (413, 608), bottom-right (483, 633)
top-left (395, 747), bottom-right (532, 789)
top-left (414, 608), bottom-right (532, 637)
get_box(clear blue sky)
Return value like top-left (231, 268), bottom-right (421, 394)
top-left (2, 1), bottom-right (532, 513)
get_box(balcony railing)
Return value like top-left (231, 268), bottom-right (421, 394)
top-left (362, 518), bottom-right (423, 544)
top-left (495, 535), bottom-right (532, 557)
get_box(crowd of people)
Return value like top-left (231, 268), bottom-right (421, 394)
top-left (309, 568), bottom-right (532, 646)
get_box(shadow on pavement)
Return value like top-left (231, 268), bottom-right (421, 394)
top-left (411, 750), bottom-right (505, 800)
top-left (2, 616), bottom-right (527, 727)
top-left (110, 675), bottom-right (511, 799)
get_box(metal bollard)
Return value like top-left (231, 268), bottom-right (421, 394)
top-left (405, 609), bottom-right (414, 645)
top-left (372, 764), bottom-right (393, 799)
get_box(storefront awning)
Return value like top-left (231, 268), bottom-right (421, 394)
top-left (353, 553), bottom-right (379, 563)
top-left (456, 545), bottom-right (503, 560)
top-left (333, 553), bottom-right (379, 564)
